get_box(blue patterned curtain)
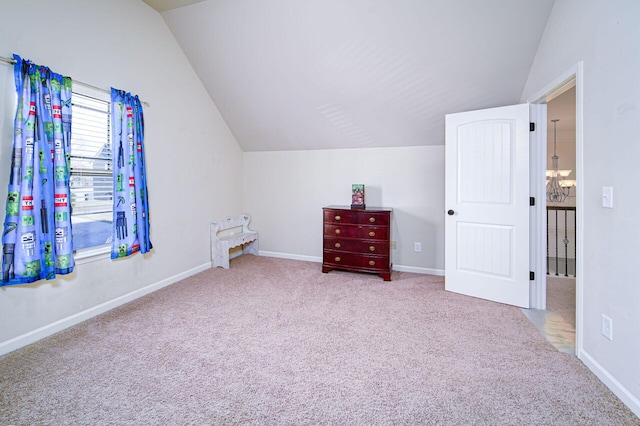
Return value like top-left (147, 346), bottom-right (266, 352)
top-left (2, 55), bottom-right (74, 285)
top-left (110, 88), bottom-right (152, 258)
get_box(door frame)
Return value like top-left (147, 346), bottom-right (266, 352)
top-left (527, 61), bottom-right (584, 358)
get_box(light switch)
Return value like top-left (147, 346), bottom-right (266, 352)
top-left (602, 186), bottom-right (613, 208)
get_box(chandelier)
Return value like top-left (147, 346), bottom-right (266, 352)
top-left (546, 119), bottom-right (576, 203)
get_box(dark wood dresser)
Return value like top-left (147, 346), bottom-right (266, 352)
top-left (322, 205), bottom-right (392, 281)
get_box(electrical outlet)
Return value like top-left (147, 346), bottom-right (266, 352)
top-left (601, 314), bottom-right (613, 341)
top-left (390, 241), bottom-right (397, 249)
top-left (414, 242), bottom-right (422, 253)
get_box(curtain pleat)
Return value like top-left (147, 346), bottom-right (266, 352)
top-left (110, 88), bottom-right (152, 258)
top-left (1, 55), bottom-right (74, 285)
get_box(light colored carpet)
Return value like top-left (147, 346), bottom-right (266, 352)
top-left (0, 256), bottom-right (637, 425)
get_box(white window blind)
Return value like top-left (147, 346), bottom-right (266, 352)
top-left (69, 92), bottom-right (113, 250)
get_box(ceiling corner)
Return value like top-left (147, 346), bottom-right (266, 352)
top-left (142, 0), bottom-right (206, 13)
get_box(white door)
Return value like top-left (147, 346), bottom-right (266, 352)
top-left (445, 104), bottom-right (531, 308)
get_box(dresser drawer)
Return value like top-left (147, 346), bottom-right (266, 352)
top-left (323, 224), bottom-right (389, 240)
top-left (322, 251), bottom-right (389, 271)
top-left (356, 212), bottom-right (389, 226)
top-left (324, 238), bottom-right (389, 255)
top-left (324, 209), bottom-right (390, 226)
top-left (323, 210), bottom-right (360, 225)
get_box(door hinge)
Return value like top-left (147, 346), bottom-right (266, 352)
top-left (530, 196), bottom-right (535, 206)
top-left (530, 271), bottom-right (535, 280)
top-left (530, 122), bottom-right (535, 132)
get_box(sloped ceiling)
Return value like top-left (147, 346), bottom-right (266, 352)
top-left (158, 0), bottom-right (555, 152)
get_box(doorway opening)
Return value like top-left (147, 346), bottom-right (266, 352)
top-left (523, 63), bottom-right (583, 357)
top-left (543, 85), bottom-right (577, 353)
top-left (522, 84), bottom-right (577, 353)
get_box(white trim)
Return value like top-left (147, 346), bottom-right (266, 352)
top-left (580, 349), bottom-right (640, 418)
top-left (259, 251), bottom-right (322, 263)
top-left (259, 251), bottom-right (445, 276)
top-left (529, 103), bottom-right (547, 310)
top-left (526, 61), bottom-right (584, 358)
top-left (392, 264), bottom-right (444, 276)
top-left (74, 245), bottom-right (110, 264)
top-left (575, 62), bottom-right (584, 357)
top-left (0, 262), bottom-right (211, 356)
top-left (526, 64), bottom-right (579, 104)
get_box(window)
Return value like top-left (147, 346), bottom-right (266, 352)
top-left (69, 90), bottom-right (112, 250)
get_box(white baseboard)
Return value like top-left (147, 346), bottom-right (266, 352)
top-left (259, 251), bottom-right (445, 276)
top-left (579, 349), bottom-right (640, 418)
top-left (0, 262), bottom-right (211, 356)
top-left (392, 264), bottom-right (444, 276)
top-left (259, 251), bottom-right (323, 263)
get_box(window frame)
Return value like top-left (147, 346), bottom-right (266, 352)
top-left (68, 83), bottom-right (113, 259)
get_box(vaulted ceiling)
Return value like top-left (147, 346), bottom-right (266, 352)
top-left (146, 0), bottom-right (556, 152)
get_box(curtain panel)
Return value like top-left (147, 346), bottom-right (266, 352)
top-left (110, 88), bottom-right (152, 259)
top-left (1, 55), bottom-right (74, 286)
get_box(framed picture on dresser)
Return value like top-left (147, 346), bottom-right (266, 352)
top-left (351, 184), bottom-right (365, 209)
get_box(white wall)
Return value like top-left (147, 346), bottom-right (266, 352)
top-left (521, 0), bottom-right (640, 415)
top-left (244, 146), bottom-right (445, 274)
top-left (0, 0), bottom-right (243, 352)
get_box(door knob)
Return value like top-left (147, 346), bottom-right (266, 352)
top-left (447, 209), bottom-right (455, 216)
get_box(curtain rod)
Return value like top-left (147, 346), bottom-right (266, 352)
top-left (0, 55), bottom-right (149, 107)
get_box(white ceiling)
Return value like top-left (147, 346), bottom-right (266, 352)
top-left (157, 0), bottom-right (556, 152)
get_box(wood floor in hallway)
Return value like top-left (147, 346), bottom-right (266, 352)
top-left (522, 276), bottom-right (576, 354)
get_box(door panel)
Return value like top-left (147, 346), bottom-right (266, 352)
top-left (457, 222), bottom-right (512, 278)
top-left (458, 121), bottom-right (513, 204)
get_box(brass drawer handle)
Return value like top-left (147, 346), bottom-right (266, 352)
top-left (335, 229), bottom-right (341, 235)
top-left (369, 246), bottom-right (375, 252)
top-left (369, 231), bottom-right (375, 237)
top-left (335, 242), bottom-right (341, 248)
top-left (369, 217), bottom-right (376, 223)
top-left (335, 215), bottom-right (341, 221)
top-left (369, 260), bottom-right (376, 266)
top-left (335, 256), bottom-right (341, 262)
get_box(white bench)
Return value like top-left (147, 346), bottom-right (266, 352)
top-left (211, 214), bottom-right (259, 269)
